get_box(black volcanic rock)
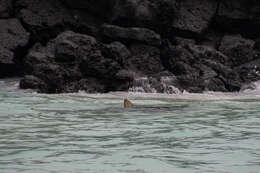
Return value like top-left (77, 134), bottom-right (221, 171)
top-left (174, 37), bottom-right (195, 46)
top-left (127, 44), bottom-right (164, 75)
top-left (109, 0), bottom-right (175, 34)
top-left (102, 42), bottom-right (131, 66)
top-left (0, 47), bottom-right (15, 77)
top-left (102, 24), bottom-right (161, 46)
top-left (162, 42), bottom-right (243, 92)
top-left (52, 31), bottom-right (122, 79)
top-left (19, 75), bottom-right (48, 92)
top-left (24, 50), bottom-right (51, 73)
top-left (0, 0), bottom-right (13, 18)
top-left (79, 52), bottom-right (121, 80)
top-left (54, 31), bottom-right (98, 57)
top-left (15, 0), bottom-right (74, 42)
top-left (164, 45), bottom-right (195, 72)
top-left (187, 44), bottom-right (229, 65)
top-left (219, 34), bottom-right (256, 67)
top-left (173, 0), bottom-right (218, 35)
top-left (0, 47), bottom-right (14, 65)
top-left (0, 18), bottom-right (30, 77)
top-left (254, 39), bottom-right (260, 51)
top-left (216, 0), bottom-right (260, 37)
top-left (21, 31), bottom-right (134, 93)
top-left (0, 0), bottom-right (257, 93)
top-left (32, 63), bottom-right (69, 93)
top-left (61, 0), bottom-right (112, 19)
top-left (206, 78), bottom-right (227, 92)
top-left (0, 18), bottom-right (30, 51)
top-left (202, 59), bottom-right (242, 91)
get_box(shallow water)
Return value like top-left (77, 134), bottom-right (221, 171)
top-left (0, 79), bottom-right (260, 173)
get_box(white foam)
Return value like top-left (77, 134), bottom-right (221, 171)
top-left (240, 81), bottom-right (260, 93)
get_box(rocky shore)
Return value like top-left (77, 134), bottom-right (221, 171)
top-left (1, 0), bottom-right (260, 93)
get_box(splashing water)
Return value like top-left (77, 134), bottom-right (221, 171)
top-left (129, 76), bottom-right (181, 94)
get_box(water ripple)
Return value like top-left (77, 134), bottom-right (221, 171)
top-left (0, 92), bottom-right (260, 173)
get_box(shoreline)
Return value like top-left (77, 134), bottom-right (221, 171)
top-left (2, 77), bottom-right (260, 102)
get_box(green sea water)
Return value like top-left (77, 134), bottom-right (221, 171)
top-left (0, 79), bottom-right (260, 173)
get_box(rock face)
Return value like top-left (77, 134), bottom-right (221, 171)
top-left (0, 0), bottom-right (13, 18)
top-left (216, 0), bottom-right (260, 37)
top-left (0, 18), bottom-right (30, 77)
top-left (127, 44), bottom-right (164, 75)
top-left (173, 0), bottom-right (218, 35)
top-left (0, 0), bottom-right (260, 93)
top-left (61, 0), bottom-right (112, 18)
top-left (21, 31), bottom-right (132, 93)
top-left (109, 0), bottom-right (175, 34)
top-left (102, 24), bottom-right (161, 46)
top-left (219, 34), bottom-right (256, 67)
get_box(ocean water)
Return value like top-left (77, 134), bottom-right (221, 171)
top-left (0, 79), bottom-right (260, 173)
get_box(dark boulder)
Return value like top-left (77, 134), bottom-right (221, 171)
top-left (102, 42), bottom-right (131, 66)
top-left (193, 63), bottom-right (217, 80)
top-left (24, 41), bottom-right (83, 82)
top-left (21, 31), bottom-right (133, 93)
top-left (0, 0), bottom-right (13, 18)
top-left (0, 18), bottom-right (30, 77)
top-left (0, 47), bottom-right (15, 77)
top-left (32, 63), bottom-right (70, 93)
top-left (163, 45), bottom-right (195, 73)
top-left (53, 31), bottom-right (124, 83)
top-left (110, 0), bottom-right (175, 34)
top-left (54, 31), bottom-right (99, 60)
top-left (202, 59), bottom-right (242, 91)
top-left (162, 42), bottom-right (242, 92)
top-left (15, 0), bottom-right (74, 42)
top-left (206, 78), bottom-right (228, 92)
top-left (216, 0), bottom-right (260, 37)
top-left (80, 53), bottom-right (122, 79)
top-left (0, 47), bottom-right (14, 65)
top-left (198, 30), bottom-right (224, 49)
top-left (254, 39), bottom-right (260, 51)
top-left (24, 50), bottom-right (51, 73)
top-left (187, 44), bottom-right (230, 65)
top-left (174, 37), bottom-right (195, 46)
top-left (55, 39), bottom-right (79, 62)
top-left (171, 61), bottom-right (198, 76)
top-left (19, 75), bottom-right (48, 92)
top-left (60, 0), bottom-right (112, 19)
top-left (126, 44), bottom-right (164, 75)
top-left (51, 31), bottom-right (122, 78)
top-left (219, 34), bottom-right (256, 67)
top-left (102, 24), bottom-right (161, 46)
top-left (173, 0), bottom-right (218, 35)
top-left (0, 18), bottom-right (30, 51)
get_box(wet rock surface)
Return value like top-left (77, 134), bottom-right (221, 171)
top-left (0, 0), bottom-right (260, 93)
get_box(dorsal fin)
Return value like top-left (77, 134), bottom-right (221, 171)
top-left (124, 99), bottom-right (133, 108)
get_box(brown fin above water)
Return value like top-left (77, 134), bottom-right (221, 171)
top-left (124, 99), bottom-right (133, 108)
